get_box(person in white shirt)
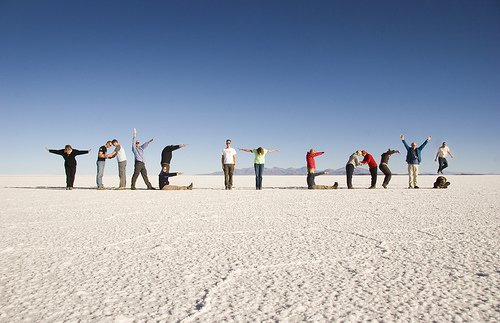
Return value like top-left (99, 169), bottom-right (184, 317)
top-left (435, 142), bottom-right (454, 174)
top-left (221, 139), bottom-right (237, 190)
top-left (111, 139), bottom-right (127, 189)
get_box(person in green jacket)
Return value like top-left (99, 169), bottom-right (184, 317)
top-left (239, 147), bottom-right (279, 190)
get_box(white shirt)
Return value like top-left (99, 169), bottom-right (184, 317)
top-left (115, 145), bottom-right (127, 162)
top-left (437, 146), bottom-right (450, 158)
top-left (222, 148), bottom-right (237, 164)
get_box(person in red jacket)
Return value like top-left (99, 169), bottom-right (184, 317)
top-left (306, 148), bottom-right (325, 173)
top-left (360, 150), bottom-right (378, 189)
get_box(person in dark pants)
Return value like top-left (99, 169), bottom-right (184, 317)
top-left (131, 128), bottom-right (155, 190)
top-left (360, 150), bottom-right (378, 189)
top-left (239, 147), bottom-right (279, 190)
top-left (222, 139), bottom-right (237, 190)
top-left (307, 171), bottom-right (338, 189)
top-left (46, 145), bottom-right (90, 190)
top-left (435, 142), bottom-right (454, 174)
top-left (161, 143), bottom-right (188, 173)
top-left (345, 150), bottom-right (362, 189)
top-left (379, 149), bottom-right (400, 188)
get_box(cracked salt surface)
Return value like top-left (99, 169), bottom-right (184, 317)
top-left (0, 175), bottom-right (498, 322)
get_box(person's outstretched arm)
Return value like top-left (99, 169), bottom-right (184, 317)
top-left (388, 149), bottom-right (400, 155)
top-left (142, 138), bottom-right (154, 150)
top-left (132, 128), bottom-right (137, 150)
top-left (268, 148), bottom-right (280, 153)
top-left (400, 134), bottom-right (410, 150)
top-left (419, 136), bottom-right (431, 150)
top-left (238, 148), bottom-right (252, 153)
top-left (74, 149), bottom-right (91, 156)
top-left (47, 148), bottom-right (64, 156)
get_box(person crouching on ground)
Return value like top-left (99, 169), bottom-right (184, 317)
top-left (433, 176), bottom-right (450, 189)
top-left (159, 164), bottom-right (193, 190)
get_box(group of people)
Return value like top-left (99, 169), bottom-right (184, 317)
top-left (222, 135), bottom-right (453, 190)
top-left (47, 128), bottom-right (192, 190)
top-left (47, 133), bottom-right (454, 190)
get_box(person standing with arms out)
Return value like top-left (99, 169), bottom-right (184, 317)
top-left (239, 147), bottom-right (279, 190)
top-left (360, 150), bottom-right (378, 189)
top-left (345, 150), bottom-right (362, 189)
top-left (435, 142), bottom-right (454, 174)
top-left (46, 145), bottom-right (90, 190)
top-left (161, 143), bottom-right (188, 173)
top-left (97, 141), bottom-right (114, 190)
top-left (131, 128), bottom-right (155, 190)
top-left (111, 139), bottom-right (127, 189)
top-left (222, 139), bottom-right (237, 190)
top-left (401, 134), bottom-right (432, 189)
top-left (306, 148), bottom-right (324, 174)
top-left (379, 149), bottom-right (400, 188)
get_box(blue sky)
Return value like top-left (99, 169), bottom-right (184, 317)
top-left (1, 0), bottom-right (499, 175)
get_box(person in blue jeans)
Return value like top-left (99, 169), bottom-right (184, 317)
top-left (239, 147), bottom-right (279, 190)
top-left (96, 141), bottom-right (114, 189)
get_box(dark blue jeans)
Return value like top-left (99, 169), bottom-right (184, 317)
top-left (254, 163), bottom-right (264, 189)
top-left (438, 157), bottom-right (448, 173)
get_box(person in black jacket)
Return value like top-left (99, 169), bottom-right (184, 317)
top-left (46, 145), bottom-right (90, 190)
top-left (160, 144), bottom-right (188, 173)
top-left (159, 164), bottom-right (193, 190)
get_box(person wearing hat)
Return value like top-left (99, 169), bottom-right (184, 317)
top-left (360, 150), bottom-right (378, 189)
top-left (345, 150), bottom-right (362, 189)
top-left (435, 142), bottom-right (453, 174)
top-left (401, 134), bottom-right (432, 189)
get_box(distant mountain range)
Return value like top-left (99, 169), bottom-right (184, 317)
top-left (204, 166), bottom-right (483, 176)
top-left (205, 166), bottom-right (370, 176)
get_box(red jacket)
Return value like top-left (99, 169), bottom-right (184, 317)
top-left (306, 151), bottom-right (324, 170)
top-left (361, 153), bottom-right (377, 168)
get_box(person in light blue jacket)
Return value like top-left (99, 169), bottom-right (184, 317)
top-left (131, 128), bottom-right (155, 190)
top-left (401, 134), bottom-right (431, 189)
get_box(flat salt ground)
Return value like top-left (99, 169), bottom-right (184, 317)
top-left (0, 175), bottom-right (498, 322)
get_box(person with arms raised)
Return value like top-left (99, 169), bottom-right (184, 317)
top-left (401, 134), bottom-right (432, 189)
top-left (131, 128), bottom-right (155, 190)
